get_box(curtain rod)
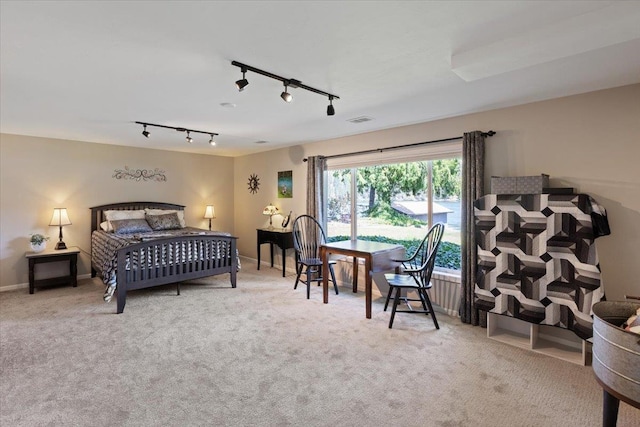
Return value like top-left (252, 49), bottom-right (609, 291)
top-left (302, 130), bottom-right (495, 162)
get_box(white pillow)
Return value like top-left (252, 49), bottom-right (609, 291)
top-left (103, 210), bottom-right (146, 232)
top-left (144, 209), bottom-right (186, 228)
top-left (99, 221), bottom-right (111, 232)
top-left (104, 209), bottom-right (146, 221)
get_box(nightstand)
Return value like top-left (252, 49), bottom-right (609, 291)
top-left (25, 247), bottom-right (80, 294)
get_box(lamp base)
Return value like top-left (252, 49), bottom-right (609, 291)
top-left (55, 241), bottom-right (67, 250)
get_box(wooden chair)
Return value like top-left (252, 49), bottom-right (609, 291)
top-left (381, 223), bottom-right (445, 329)
top-left (292, 215), bottom-right (339, 299)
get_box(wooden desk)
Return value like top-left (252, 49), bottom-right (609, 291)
top-left (257, 228), bottom-right (294, 277)
top-left (25, 247), bottom-right (80, 294)
top-left (320, 240), bottom-right (404, 319)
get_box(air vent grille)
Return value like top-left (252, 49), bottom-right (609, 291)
top-left (347, 116), bottom-right (373, 124)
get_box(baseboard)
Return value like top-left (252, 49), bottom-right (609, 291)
top-left (0, 273), bottom-right (93, 292)
top-left (241, 255), bottom-right (300, 275)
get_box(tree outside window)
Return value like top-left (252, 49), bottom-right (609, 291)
top-left (327, 158), bottom-right (461, 271)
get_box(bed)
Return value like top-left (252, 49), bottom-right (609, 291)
top-left (90, 202), bottom-right (238, 313)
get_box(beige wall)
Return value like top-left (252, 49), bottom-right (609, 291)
top-left (0, 134), bottom-right (234, 288)
top-left (2, 84), bottom-right (638, 300)
top-left (234, 84), bottom-right (640, 301)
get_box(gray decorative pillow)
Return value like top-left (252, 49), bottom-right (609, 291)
top-left (110, 218), bottom-right (153, 234)
top-left (145, 213), bottom-right (182, 231)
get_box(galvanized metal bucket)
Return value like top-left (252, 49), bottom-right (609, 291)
top-left (592, 301), bottom-right (640, 406)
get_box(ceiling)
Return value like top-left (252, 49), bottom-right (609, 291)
top-left (2, 1), bottom-right (639, 157)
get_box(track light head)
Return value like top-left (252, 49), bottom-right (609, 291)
top-left (281, 91), bottom-right (292, 103)
top-left (186, 131), bottom-right (193, 144)
top-left (236, 68), bottom-right (249, 91)
top-left (281, 82), bottom-right (292, 103)
top-left (142, 124), bottom-right (150, 137)
top-left (236, 78), bottom-right (249, 91)
top-left (327, 96), bottom-right (335, 116)
top-left (209, 134), bottom-right (216, 146)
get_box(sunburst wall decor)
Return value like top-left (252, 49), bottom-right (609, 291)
top-left (248, 173), bottom-right (260, 194)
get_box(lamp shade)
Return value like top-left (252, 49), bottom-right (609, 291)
top-left (204, 205), bottom-right (216, 219)
top-left (49, 208), bottom-right (71, 226)
top-left (262, 204), bottom-right (279, 216)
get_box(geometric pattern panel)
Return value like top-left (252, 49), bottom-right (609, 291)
top-left (474, 194), bottom-right (605, 340)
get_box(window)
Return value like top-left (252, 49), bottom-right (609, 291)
top-left (326, 153), bottom-right (461, 272)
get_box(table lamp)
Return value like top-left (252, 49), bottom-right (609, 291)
top-left (262, 203), bottom-right (279, 229)
top-left (49, 208), bottom-right (71, 250)
top-left (204, 205), bottom-right (216, 230)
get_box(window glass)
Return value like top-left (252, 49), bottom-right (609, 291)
top-left (326, 157), bottom-right (461, 272)
top-left (326, 169), bottom-right (351, 239)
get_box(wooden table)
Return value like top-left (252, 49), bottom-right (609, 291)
top-left (320, 240), bottom-right (405, 319)
top-left (25, 246), bottom-right (80, 294)
top-left (257, 228), bottom-right (294, 277)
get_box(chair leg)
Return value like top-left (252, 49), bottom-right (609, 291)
top-left (388, 286), bottom-right (401, 329)
top-left (294, 262), bottom-right (303, 290)
top-left (417, 288), bottom-right (429, 313)
top-left (422, 289), bottom-right (439, 329)
top-left (383, 285), bottom-right (394, 311)
top-left (329, 264), bottom-right (339, 295)
top-left (305, 267), bottom-right (311, 299)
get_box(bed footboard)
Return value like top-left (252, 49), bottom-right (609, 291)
top-left (115, 235), bottom-right (238, 313)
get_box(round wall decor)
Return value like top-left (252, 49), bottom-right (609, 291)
top-left (248, 173), bottom-right (260, 194)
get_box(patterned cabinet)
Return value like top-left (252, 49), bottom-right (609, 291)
top-left (474, 193), bottom-right (608, 364)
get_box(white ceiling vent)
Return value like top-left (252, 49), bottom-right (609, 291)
top-left (347, 116), bottom-right (374, 124)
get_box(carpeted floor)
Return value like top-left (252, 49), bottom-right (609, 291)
top-left (1, 259), bottom-right (638, 427)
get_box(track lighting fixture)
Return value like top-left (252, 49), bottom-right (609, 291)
top-left (327, 96), bottom-right (335, 116)
top-left (281, 81), bottom-right (292, 103)
top-left (236, 67), bottom-right (249, 91)
top-left (134, 121), bottom-right (219, 147)
top-left (231, 60), bottom-right (339, 115)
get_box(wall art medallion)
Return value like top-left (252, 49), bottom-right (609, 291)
top-left (248, 173), bottom-right (260, 194)
top-left (113, 166), bottom-right (167, 182)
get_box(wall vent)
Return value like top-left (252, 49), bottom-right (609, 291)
top-left (347, 116), bottom-right (373, 124)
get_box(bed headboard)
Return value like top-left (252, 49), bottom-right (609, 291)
top-left (90, 202), bottom-right (185, 233)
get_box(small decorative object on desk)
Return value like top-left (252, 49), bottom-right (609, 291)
top-left (29, 233), bottom-right (49, 252)
top-left (281, 210), bottom-right (292, 228)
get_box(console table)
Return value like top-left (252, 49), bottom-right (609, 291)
top-left (25, 246), bottom-right (80, 294)
top-left (257, 228), bottom-right (294, 277)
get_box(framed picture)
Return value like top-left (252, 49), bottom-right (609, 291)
top-left (278, 170), bottom-right (292, 198)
